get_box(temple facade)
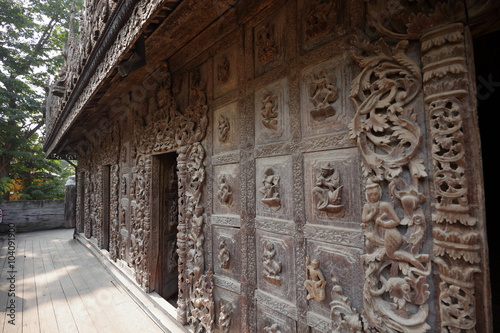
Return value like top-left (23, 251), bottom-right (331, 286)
top-left (43, 0), bottom-right (499, 332)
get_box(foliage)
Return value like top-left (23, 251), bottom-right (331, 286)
top-left (0, 0), bottom-right (80, 200)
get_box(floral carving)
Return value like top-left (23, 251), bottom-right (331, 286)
top-left (350, 36), bottom-right (431, 332)
top-left (176, 143), bottom-right (214, 331)
top-left (420, 23), bottom-right (481, 332)
top-left (261, 90), bottom-right (279, 131)
top-left (309, 70), bottom-right (338, 121)
top-left (262, 241), bottom-right (282, 286)
top-left (330, 272), bottom-right (363, 333)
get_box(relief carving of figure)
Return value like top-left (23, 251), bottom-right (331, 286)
top-left (217, 56), bottom-right (230, 84)
top-left (262, 241), bottom-right (282, 285)
top-left (217, 174), bottom-right (232, 206)
top-left (217, 240), bottom-right (231, 270)
top-left (217, 114), bottom-right (230, 142)
top-left (261, 90), bottom-right (279, 131)
top-left (361, 181), bottom-right (428, 271)
top-left (263, 323), bottom-right (282, 333)
top-left (312, 162), bottom-right (344, 214)
top-left (305, 0), bottom-right (333, 41)
top-left (304, 256), bottom-right (326, 301)
top-left (256, 23), bottom-right (277, 64)
top-left (309, 70), bottom-right (338, 121)
top-left (218, 301), bottom-right (231, 333)
top-left (259, 168), bottom-right (281, 209)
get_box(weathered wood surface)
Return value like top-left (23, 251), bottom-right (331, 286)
top-left (0, 229), bottom-right (163, 333)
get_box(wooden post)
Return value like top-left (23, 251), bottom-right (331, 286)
top-left (64, 177), bottom-right (76, 229)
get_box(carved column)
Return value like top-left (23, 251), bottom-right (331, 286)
top-left (420, 23), bottom-right (481, 332)
top-left (176, 145), bottom-right (189, 324)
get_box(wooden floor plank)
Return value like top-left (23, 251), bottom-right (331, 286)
top-left (0, 229), bottom-right (166, 333)
top-left (33, 239), bottom-right (59, 333)
top-left (20, 238), bottom-right (40, 333)
top-left (35, 238), bottom-right (75, 333)
top-left (42, 238), bottom-right (98, 333)
top-left (65, 239), bottom-right (163, 332)
top-left (52, 238), bottom-right (117, 333)
top-left (0, 238), bottom-right (12, 331)
top-left (8, 237), bottom-right (26, 333)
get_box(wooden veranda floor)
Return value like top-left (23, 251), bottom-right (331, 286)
top-left (0, 228), bottom-right (164, 333)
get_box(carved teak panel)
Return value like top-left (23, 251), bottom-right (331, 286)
top-left (54, 0), bottom-right (495, 332)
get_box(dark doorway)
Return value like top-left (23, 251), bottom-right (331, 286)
top-left (102, 165), bottom-right (111, 251)
top-left (156, 152), bottom-right (179, 306)
top-left (474, 29), bottom-right (500, 331)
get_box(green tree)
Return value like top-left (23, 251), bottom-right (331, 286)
top-left (0, 0), bottom-right (78, 200)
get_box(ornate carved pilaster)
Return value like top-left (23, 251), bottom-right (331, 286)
top-left (176, 142), bottom-right (214, 332)
top-left (420, 23), bottom-right (481, 332)
top-left (349, 35), bottom-right (431, 332)
top-left (110, 164), bottom-right (120, 261)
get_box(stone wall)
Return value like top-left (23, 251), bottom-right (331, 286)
top-left (0, 200), bottom-right (66, 233)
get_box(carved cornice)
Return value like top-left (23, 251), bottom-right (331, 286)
top-left (44, 0), bottom-right (181, 156)
top-left (366, 0), bottom-right (500, 40)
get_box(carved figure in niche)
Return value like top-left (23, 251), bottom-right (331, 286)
top-left (217, 114), bottom-right (230, 142)
top-left (218, 300), bottom-right (231, 333)
top-left (304, 256), bottom-right (326, 301)
top-left (260, 90), bottom-right (279, 131)
top-left (309, 70), bottom-right (338, 121)
top-left (259, 168), bottom-right (281, 209)
top-left (329, 273), bottom-right (363, 332)
top-left (217, 56), bottom-right (230, 84)
top-left (256, 23), bottom-right (277, 64)
top-left (262, 241), bottom-right (282, 285)
top-left (361, 180), bottom-right (428, 271)
top-left (263, 323), bottom-right (282, 333)
top-left (217, 240), bottom-right (231, 270)
top-left (305, 0), bottom-right (333, 41)
top-left (217, 174), bottom-right (233, 206)
top-left (312, 162), bottom-right (344, 214)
